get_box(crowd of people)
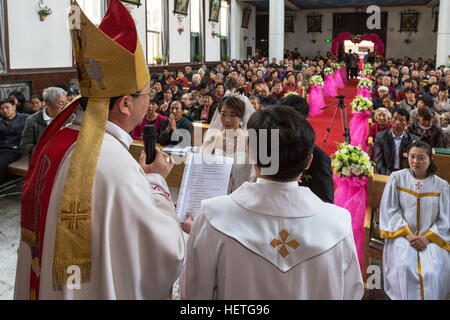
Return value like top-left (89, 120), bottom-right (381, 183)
top-left (2, 21), bottom-right (449, 299)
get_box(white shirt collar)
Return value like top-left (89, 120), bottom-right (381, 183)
top-left (256, 177), bottom-right (299, 187)
top-left (70, 109), bottom-right (133, 149)
top-left (42, 107), bottom-right (53, 123)
top-left (391, 130), bottom-right (404, 140)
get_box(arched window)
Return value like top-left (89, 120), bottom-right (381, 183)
top-left (147, 0), bottom-right (166, 65)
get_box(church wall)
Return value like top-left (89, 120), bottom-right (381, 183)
top-left (204, 2), bottom-right (221, 62)
top-left (284, 5), bottom-right (437, 61)
top-left (167, 0), bottom-right (191, 64)
top-left (230, 0), bottom-right (256, 60)
top-left (6, 0), bottom-right (73, 70)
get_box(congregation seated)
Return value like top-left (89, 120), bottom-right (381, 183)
top-left (374, 108), bottom-right (419, 175)
top-left (188, 74), bottom-right (201, 92)
top-left (0, 99), bottom-right (29, 183)
top-left (407, 107), bottom-right (446, 148)
top-left (368, 107), bottom-right (392, 141)
top-left (373, 86), bottom-right (389, 109)
top-left (158, 87), bottom-right (174, 116)
top-left (152, 80), bottom-right (164, 102)
top-left (176, 70), bottom-right (189, 88)
top-left (158, 100), bottom-right (193, 146)
top-left (184, 65), bottom-right (194, 82)
top-left (30, 94), bottom-right (44, 114)
top-left (399, 87), bottom-right (417, 112)
top-left (259, 85), bottom-right (277, 106)
top-left (169, 80), bottom-right (183, 101)
top-left (409, 96), bottom-right (441, 128)
top-left (20, 87), bottom-right (69, 158)
top-left (270, 80), bottom-right (285, 99)
top-left (132, 99), bottom-right (167, 140)
top-left (67, 88), bottom-right (80, 103)
top-left (396, 79), bottom-right (420, 102)
top-left (9, 90), bottom-right (33, 115)
top-left (249, 96), bottom-right (262, 111)
top-left (381, 94), bottom-right (395, 113)
top-left (193, 92), bottom-right (216, 124)
top-left (432, 86), bottom-right (450, 114)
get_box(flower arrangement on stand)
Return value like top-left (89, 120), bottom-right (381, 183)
top-left (332, 64), bottom-right (344, 88)
top-left (339, 61), bottom-right (348, 84)
top-left (349, 96), bottom-right (373, 152)
top-left (283, 91), bottom-right (299, 99)
top-left (323, 68), bottom-right (337, 97)
top-left (356, 78), bottom-right (372, 98)
top-left (363, 64), bottom-right (373, 79)
top-left (332, 142), bottom-right (374, 272)
top-left (308, 75), bottom-right (324, 116)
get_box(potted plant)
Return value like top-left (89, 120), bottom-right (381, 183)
top-left (154, 56), bottom-right (165, 65)
top-left (222, 55), bottom-right (229, 62)
top-left (38, 5), bottom-right (53, 21)
top-left (194, 55), bottom-right (202, 63)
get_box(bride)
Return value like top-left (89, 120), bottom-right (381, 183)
top-left (199, 91), bottom-right (256, 193)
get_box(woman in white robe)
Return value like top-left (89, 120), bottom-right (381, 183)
top-left (380, 140), bottom-right (449, 300)
top-left (199, 92), bottom-right (256, 193)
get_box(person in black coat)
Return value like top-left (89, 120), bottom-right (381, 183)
top-left (158, 101), bottom-right (194, 146)
top-left (278, 95), bottom-right (334, 203)
top-left (373, 108), bottom-right (420, 175)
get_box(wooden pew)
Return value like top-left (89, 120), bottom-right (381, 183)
top-left (433, 148), bottom-right (450, 183)
top-left (129, 140), bottom-right (185, 188)
top-left (6, 155), bottom-right (29, 177)
top-left (192, 122), bottom-right (210, 147)
top-left (363, 172), bottom-right (388, 298)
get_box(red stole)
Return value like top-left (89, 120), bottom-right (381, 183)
top-left (20, 101), bottom-right (80, 299)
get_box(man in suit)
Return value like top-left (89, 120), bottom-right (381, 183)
top-left (279, 95), bottom-right (334, 203)
top-left (373, 108), bottom-right (419, 175)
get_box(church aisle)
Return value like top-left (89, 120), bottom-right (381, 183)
top-left (308, 79), bottom-right (358, 156)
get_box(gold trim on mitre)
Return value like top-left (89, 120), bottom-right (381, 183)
top-left (52, 0), bottom-right (149, 288)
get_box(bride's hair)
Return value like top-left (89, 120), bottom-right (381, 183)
top-left (218, 96), bottom-right (246, 119)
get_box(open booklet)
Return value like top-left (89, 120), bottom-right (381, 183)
top-left (176, 152), bottom-right (234, 222)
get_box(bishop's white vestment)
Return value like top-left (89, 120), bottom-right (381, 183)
top-left (14, 110), bottom-right (185, 299)
top-left (180, 178), bottom-right (364, 299)
top-left (380, 169), bottom-right (449, 300)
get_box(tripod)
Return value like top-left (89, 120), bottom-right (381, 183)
top-left (321, 95), bottom-right (351, 150)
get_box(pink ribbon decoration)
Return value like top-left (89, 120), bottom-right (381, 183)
top-left (333, 70), bottom-right (344, 88)
top-left (356, 88), bottom-right (371, 99)
top-left (324, 75), bottom-right (338, 97)
top-left (333, 174), bottom-right (368, 274)
top-left (340, 67), bottom-right (348, 84)
top-left (308, 85), bottom-right (325, 116)
top-left (349, 110), bottom-right (372, 152)
top-left (331, 32), bottom-right (384, 56)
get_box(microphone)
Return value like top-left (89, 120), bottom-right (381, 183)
top-left (142, 125), bottom-right (157, 165)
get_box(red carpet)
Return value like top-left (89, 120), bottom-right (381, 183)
top-left (309, 79), bottom-right (358, 156)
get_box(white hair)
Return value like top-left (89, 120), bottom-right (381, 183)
top-left (192, 74), bottom-right (201, 81)
top-left (197, 68), bottom-right (205, 75)
top-left (378, 85), bottom-right (388, 93)
top-left (43, 87), bottom-right (66, 103)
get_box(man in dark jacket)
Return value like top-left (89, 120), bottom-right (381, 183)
top-left (20, 87), bottom-right (69, 158)
top-left (0, 99), bottom-right (29, 183)
top-left (278, 95), bottom-right (334, 203)
top-left (374, 108), bottom-right (420, 175)
top-left (158, 100), bottom-right (194, 146)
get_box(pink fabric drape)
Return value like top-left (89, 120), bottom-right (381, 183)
top-left (308, 85), bottom-right (324, 116)
top-left (333, 174), bottom-right (368, 274)
top-left (340, 67), bottom-right (347, 84)
top-left (334, 71), bottom-right (344, 88)
top-left (324, 75), bottom-right (337, 97)
top-left (349, 110), bottom-right (371, 152)
top-left (356, 88), bottom-right (371, 99)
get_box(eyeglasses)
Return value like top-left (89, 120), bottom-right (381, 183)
top-left (133, 91), bottom-right (154, 100)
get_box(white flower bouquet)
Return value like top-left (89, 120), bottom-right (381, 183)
top-left (331, 143), bottom-right (373, 178)
top-left (339, 61), bottom-right (346, 68)
top-left (357, 78), bottom-right (373, 89)
top-left (324, 68), bottom-right (334, 75)
top-left (283, 91), bottom-right (299, 98)
top-left (309, 75), bottom-right (324, 86)
top-left (350, 96), bottom-right (373, 112)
